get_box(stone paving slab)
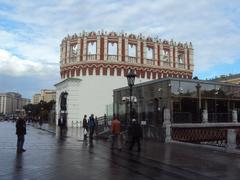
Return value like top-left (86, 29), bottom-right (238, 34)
top-left (1, 121), bottom-right (240, 180)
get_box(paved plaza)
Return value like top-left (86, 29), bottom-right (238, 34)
top-left (0, 121), bottom-right (240, 180)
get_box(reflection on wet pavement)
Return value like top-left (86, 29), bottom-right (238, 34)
top-left (0, 121), bottom-right (240, 180)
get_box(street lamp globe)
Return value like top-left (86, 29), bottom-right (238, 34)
top-left (126, 69), bottom-right (136, 87)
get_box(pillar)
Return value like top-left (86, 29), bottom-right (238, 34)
top-left (202, 109), bottom-right (208, 123)
top-left (226, 129), bottom-right (237, 150)
top-left (163, 108), bottom-right (171, 143)
top-left (232, 109), bottom-right (238, 123)
top-left (97, 35), bottom-right (101, 61)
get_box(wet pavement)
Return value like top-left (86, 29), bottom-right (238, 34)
top-left (1, 121), bottom-right (240, 180)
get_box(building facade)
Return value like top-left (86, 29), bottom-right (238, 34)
top-left (212, 74), bottom-right (240, 84)
top-left (32, 89), bottom-right (56, 104)
top-left (0, 92), bottom-right (30, 115)
top-left (32, 93), bottom-right (41, 104)
top-left (55, 31), bottom-right (194, 127)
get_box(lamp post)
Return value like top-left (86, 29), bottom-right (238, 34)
top-left (126, 69), bottom-right (136, 123)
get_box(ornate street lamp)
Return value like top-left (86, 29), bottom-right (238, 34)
top-left (126, 69), bottom-right (136, 123)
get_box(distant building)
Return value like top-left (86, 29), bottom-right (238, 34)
top-left (32, 93), bottom-right (41, 104)
top-left (32, 90), bottom-right (56, 104)
top-left (0, 92), bottom-right (30, 115)
top-left (212, 74), bottom-right (240, 84)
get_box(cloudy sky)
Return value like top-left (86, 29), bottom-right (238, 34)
top-left (0, 0), bottom-right (240, 99)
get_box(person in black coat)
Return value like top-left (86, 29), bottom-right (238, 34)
top-left (16, 117), bottom-right (26, 153)
top-left (128, 119), bottom-right (143, 152)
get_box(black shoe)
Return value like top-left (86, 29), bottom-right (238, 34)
top-left (21, 149), bottom-right (26, 152)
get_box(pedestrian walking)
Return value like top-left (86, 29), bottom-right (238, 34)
top-left (111, 115), bottom-right (121, 150)
top-left (82, 115), bottom-right (88, 140)
top-left (58, 116), bottom-right (65, 135)
top-left (16, 117), bottom-right (27, 153)
top-left (128, 119), bottom-right (142, 152)
top-left (88, 114), bottom-right (95, 142)
top-left (95, 116), bottom-right (98, 136)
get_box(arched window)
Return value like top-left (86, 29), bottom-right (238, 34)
top-left (161, 49), bottom-right (170, 61)
top-left (87, 41), bottom-right (97, 60)
top-left (178, 53), bottom-right (184, 64)
top-left (87, 42), bottom-right (96, 55)
top-left (70, 44), bottom-right (80, 57)
top-left (128, 44), bottom-right (136, 57)
top-left (108, 42), bottom-right (117, 55)
top-left (146, 47), bottom-right (153, 59)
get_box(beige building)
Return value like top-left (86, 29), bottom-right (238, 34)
top-left (213, 74), bottom-right (240, 84)
top-left (32, 93), bottom-right (41, 104)
top-left (32, 89), bottom-right (56, 104)
top-left (0, 92), bottom-right (30, 115)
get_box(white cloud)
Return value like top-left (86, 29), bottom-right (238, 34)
top-left (0, 49), bottom-right (58, 77)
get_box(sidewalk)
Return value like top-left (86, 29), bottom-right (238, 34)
top-left (1, 121), bottom-right (240, 179)
top-left (35, 123), bottom-right (240, 180)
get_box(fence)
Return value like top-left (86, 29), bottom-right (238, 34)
top-left (171, 123), bottom-right (240, 148)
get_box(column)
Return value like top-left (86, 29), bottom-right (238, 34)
top-left (154, 42), bottom-right (158, 66)
top-left (160, 43), bottom-right (163, 66)
top-left (189, 43), bottom-right (194, 71)
top-left (83, 36), bottom-right (87, 61)
top-left (143, 41), bottom-right (147, 65)
top-left (66, 40), bottom-right (70, 64)
top-left (184, 47), bottom-right (188, 69)
top-left (202, 109), bottom-right (208, 123)
top-left (174, 46), bottom-right (178, 68)
top-left (97, 35), bottom-right (101, 61)
top-left (137, 39), bottom-right (141, 64)
top-left (170, 45), bottom-right (174, 68)
top-left (77, 38), bottom-right (81, 62)
top-left (118, 37), bottom-right (122, 61)
top-left (125, 37), bottom-right (128, 62)
top-left (104, 36), bottom-right (108, 61)
top-left (163, 108), bottom-right (171, 143)
top-left (232, 109), bottom-right (238, 123)
top-left (226, 129), bottom-right (237, 150)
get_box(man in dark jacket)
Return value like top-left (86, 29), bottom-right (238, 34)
top-left (88, 114), bottom-right (95, 142)
top-left (128, 119), bottom-right (142, 152)
top-left (16, 117), bottom-right (26, 153)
